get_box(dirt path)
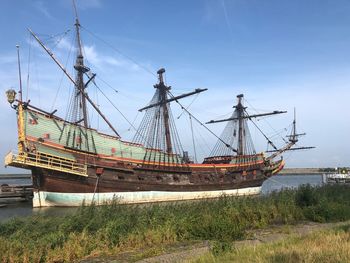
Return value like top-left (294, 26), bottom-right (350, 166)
top-left (136, 243), bottom-right (210, 263)
top-left (233, 221), bottom-right (348, 248)
top-left (135, 221), bottom-right (350, 263)
top-left (81, 221), bottom-right (349, 263)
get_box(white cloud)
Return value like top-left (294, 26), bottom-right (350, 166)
top-left (33, 1), bottom-right (55, 20)
top-left (83, 45), bottom-right (98, 63)
top-left (82, 44), bottom-right (146, 72)
top-left (56, 37), bottom-right (74, 51)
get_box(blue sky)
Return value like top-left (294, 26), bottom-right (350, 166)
top-left (1, 0), bottom-right (350, 173)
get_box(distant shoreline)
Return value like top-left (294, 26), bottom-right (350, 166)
top-left (280, 168), bottom-right (341, 175)
top-left (0, 174), bottom-right (31, 180)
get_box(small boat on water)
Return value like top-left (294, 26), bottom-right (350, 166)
top-left (4, 2), bottom-right (311, 207)
top-left (323, 168), bottom-right (350, 184)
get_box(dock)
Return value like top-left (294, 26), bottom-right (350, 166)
top-left (0, 184), bottom-right (33, 201)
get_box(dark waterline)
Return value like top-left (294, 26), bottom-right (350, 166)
top-left (0, 175), bottom-right (323, 222)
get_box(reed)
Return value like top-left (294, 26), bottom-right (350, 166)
top-left (0, 184), bottom-right (349, 262)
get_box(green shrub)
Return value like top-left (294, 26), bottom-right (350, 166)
top-left (295, 184), bottom-right (319, 207)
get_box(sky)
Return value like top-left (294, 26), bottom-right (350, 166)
top-left (1, 0), bottom-right (350, 174)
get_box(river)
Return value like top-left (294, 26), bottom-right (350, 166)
top-left (0, 175), bottom-right (323, 222)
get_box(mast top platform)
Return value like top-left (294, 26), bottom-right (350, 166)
top-left (157, 68), bottom-right (165, 75)
top-left (155, 68), bottom-right (168, 89)
top-left (139, 68), bottom-right (207, 112)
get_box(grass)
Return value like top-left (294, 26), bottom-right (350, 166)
top-left (0, 184), bottom-right (349, 262)
top-left (193, 223), bottom-right (350, 263)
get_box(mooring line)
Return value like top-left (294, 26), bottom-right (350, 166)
top-left (92, 175), bottom-right (100, 205)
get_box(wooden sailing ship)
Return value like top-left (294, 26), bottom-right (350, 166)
top-left (4, 8), bottom-right (307, 207)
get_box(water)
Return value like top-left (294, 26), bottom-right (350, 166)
top-left (0, 177), bottom-right (31, 186)
top-left (0, 176), bottom-right (78, 222)
top-left (261, 174), bottom-right (322, 194)
top-left (0, 175), bottom-right (323, 222)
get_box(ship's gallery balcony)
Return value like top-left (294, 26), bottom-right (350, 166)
top-left (4, 151), bottom-right (87, 177)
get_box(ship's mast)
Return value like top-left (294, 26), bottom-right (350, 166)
top-left (136, 68), bottom-right (207, 156)
top-left (207, 94), bottom-right (288, 157)
top-left (265, 108), bottom-right (315, 158)
top-left (27, 19), bottom-right (120, 137)
top-left (16, 45), bottom-right (23, 103)
top-left (16, 45), bottom-right (25, 155)
top-left (291, 107), bottom-right (297, 143)
top-left (236, 94), bottom-right (245, 155)
top-left (156, 68), bottom-right (172, 153)
top-left (73, 0), bottom-right (89, 128)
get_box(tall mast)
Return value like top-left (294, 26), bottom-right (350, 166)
top-left (236, 94), bottom-right (245, 155)
top-left (265, 108), bottom-right (315, 159)
top-left (15, 45), bottom-right (25, 155)
top-left (136, 68), bottom-right (207, 156)
top-left (73, 0), bottom-right (89, 128)
top-left (206, 94), bottom-right (247, 155)
top-left (292, 107), bottom-right (296, 142)
top-left (25, 0), bottom-right (120, 138)
top-left (157, 68), bottom-right (172, 154)
top-left (206, 94), bottom-right (287, 156)
top-left (16, 45), bottom-right (23, 102)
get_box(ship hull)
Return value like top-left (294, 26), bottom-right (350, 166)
top-left (32, 186), bottom-right (262, 207)
top-left (31, 167), bottom-right (267, 207)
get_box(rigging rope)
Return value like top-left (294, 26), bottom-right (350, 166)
top-left (92, 81), bottom-right (153, 148)
top-left (177, 93), bottom-right (199, 119)
top-left (244, 109), bottom-right (278, 151)
top-left (93, 83), bottom-right (134, 129)
top-left (51, 32), bottom-right (75, 112)
top-left (95, 75), bottom-right (119, 93)
top-left (193, 122), bottom-right (213, 153)
top-left (91, 175), bottom-right (100, 205)
top-left (32, 42), bottom-right (42, 108)
top-left (26, 33), bottom-right (32, 101)
top-left (262, 174), bottom-right (292, 189)
top-left (81, 25), bottom-right (157, 78)
top-left (51, 29), bottom-right (71, 51)
top-left (94, 79), bottom-right (100, 129)
top-left (127, 111), bottom-right (140, 131)
top-left (168, 91), bottom-right (237, 154)
top-left (244, 98), bottom-right (288, 144)
top-left (189, 115), bottom-right (198, 163)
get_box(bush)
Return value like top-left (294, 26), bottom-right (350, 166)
top-left (295, 184), bottom-right (319, 207)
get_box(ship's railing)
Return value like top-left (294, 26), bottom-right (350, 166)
top-left (203, 154), bottom-right (264, 165)
top-left (4, 151), bottom-right (88, 177)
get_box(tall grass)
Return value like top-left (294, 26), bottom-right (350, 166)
top-left (194, 223), bottom-right (350, 263)
top-left (0, 184), bottom-right (349, 262)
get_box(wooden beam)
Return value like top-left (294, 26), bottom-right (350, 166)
top-left (207, 111), bottom-right (287, 124)
top-left (139, 88), bottom-right (207, 112)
